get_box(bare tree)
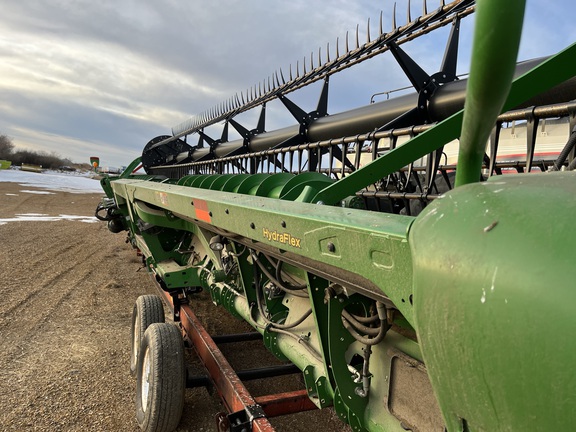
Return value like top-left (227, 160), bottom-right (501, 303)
top-left (0, 134), bottom-right (14, 160)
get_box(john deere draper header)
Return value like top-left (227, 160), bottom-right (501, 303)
top-left (96, 1), bottom-right (576, 431)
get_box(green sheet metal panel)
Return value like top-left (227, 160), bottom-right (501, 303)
top-left (411, 171), bottom-right (576, 431)
top-left (110, 178), bottom-right (417, 326)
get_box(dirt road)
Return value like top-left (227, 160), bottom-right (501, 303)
top-left (0, 180), bottom-right (348, 431)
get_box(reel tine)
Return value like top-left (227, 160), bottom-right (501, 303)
top-left (173, 0), bottom-right (478, 136)
top-left (367, 18), bottom-right (371, 43)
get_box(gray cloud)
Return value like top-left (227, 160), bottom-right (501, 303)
top-left (0, 0), bottom-right (573, 167)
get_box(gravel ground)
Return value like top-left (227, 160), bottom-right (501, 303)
top-left (0, 180), bottom-right (349, 432)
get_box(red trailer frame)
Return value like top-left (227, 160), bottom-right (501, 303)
top-left (158, 288), bottom-right (318, 431)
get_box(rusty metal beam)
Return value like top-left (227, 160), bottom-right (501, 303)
top-left (255, 390), bottom-right (318, 418)
top-left (158, 288), bottom-right (317, 430)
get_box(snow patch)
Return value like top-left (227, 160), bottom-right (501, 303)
top-left (20, 190), bottom-right (56, 195)
top-left (0, 169), bottom-right (103, 193)
top-left (0, 214), bottom-right (98, 224)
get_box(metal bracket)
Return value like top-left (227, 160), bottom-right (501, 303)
top-left (226, 404), bottom-right (267, 432)
top-left (168, 289), bottom-right (189, 322)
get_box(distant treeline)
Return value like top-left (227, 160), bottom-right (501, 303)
top-left (0, 133), bottom-right (90, 170)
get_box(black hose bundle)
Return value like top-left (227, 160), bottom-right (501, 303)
top-left (250, 251), bottom-right (308, 298)
top-left (250, 250), bottom-right (312, 330)
top-left (341, 302), bottom-right (390, 346)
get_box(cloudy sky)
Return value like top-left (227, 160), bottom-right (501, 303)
top-left (1, 0), bottom-right (574, 167)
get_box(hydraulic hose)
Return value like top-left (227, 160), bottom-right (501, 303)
top-left (342, 310), bottom-right (381, 336)
top-left (251, 251), bottom-right (308, 298)
top-left (341, 302), bottom-right (390, 346)
top-left (349, 313), bottom-right (379, 324)
top-left (251, 251), bottom-right (313, 330)
top-left (248, 260), bottom-right (322, 363)
top-left (275, 259), bottom-right (307, 290)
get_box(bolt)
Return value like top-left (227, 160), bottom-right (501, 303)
top-left (327, 242), bottom-right (335, 253)
top-left (281, 220), bottom-right (286, 228)
top-left (250, 223), bottom-right (255, 229)
top-left (225, 209), bottom-right (229, 214)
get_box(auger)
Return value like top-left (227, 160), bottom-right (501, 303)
top-left (96, 0), bottom-right (576, 431)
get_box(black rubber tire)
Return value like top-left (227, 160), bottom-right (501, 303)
top-left (130, 295), bottom-right (165, 377)
top-left (135, 323), bottom-right (186, 432)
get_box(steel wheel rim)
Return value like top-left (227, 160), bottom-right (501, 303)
top-left (141, 347), bottom-right (151, 411)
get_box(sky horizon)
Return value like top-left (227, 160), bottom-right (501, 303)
top-left (1, 0), bottom-right (573, 168)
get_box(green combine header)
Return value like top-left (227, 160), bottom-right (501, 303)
top-left (96, 1), bottom-right (576, 430)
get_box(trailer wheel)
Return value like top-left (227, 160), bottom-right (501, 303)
top-left (130, 295), bottom-right (165, 376)
top-left (136, 323), bottom-right (186, 432)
